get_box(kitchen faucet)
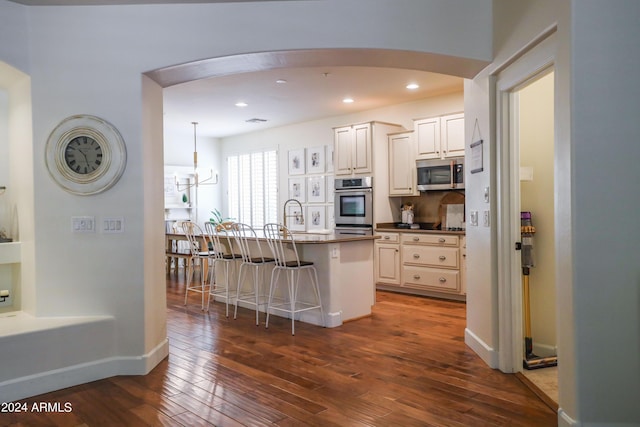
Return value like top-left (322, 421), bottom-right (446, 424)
top-left (283, 198), bottom-right (304, 237)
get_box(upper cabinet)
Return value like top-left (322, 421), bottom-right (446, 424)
top-left (388, 130), bottom-right (418, 196)
top-left (334, 123), bottom-right (373, 175)
top-left (415, 113), bottom-right (465, 160)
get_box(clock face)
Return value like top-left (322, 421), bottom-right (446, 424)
top-left (64, 136), bottom-right (104, 175)
top-left (45, 115), bottom-right (127, 195)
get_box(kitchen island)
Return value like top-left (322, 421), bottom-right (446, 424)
top-left (196, 231), bottom-right (379, 328)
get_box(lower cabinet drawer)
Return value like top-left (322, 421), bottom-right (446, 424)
top-left (402, 266), bottom-right (460, 293)
top-left (402, 246), bottom-right (459, 268)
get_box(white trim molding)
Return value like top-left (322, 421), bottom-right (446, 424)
top-left (465, 328), bottom-right (499, 369)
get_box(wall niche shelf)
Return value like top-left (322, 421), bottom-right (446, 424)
top-left (0, 241), bottom-right (21, 264)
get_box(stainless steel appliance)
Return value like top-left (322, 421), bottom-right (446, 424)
top-left (416, 157), bottom-right (465, 191)
top-left (334, 176), bottom-right (373, 235)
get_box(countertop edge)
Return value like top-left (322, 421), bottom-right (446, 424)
top-left (375, 225), bottom-right (465, 236)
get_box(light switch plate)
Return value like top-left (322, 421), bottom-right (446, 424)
top-left (72, 216), bottom-right (95, 233)
top-left (483, 210), bottom-right (490, 227)
top-left (484, 187), bottom-right (490, 203)
top-left (103, 217), bottom-right (125, 233)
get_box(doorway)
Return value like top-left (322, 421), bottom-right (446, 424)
top-left (513, 71), bottom-right (558, 405)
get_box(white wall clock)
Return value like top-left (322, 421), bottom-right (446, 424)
top-left (45, 115), bottom-right (127, 195)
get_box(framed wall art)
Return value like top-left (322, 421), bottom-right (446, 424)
top-left (327, 205), bottom-right (335, 229)
top-left (286, 204), bottom-right (305, 231)
top-left (288, 177), bottom-right (306, 202)
top-left (326, 144), bottom-right (334, 173)
top-left (306, 146), bottom-right (325, 174)
top-left (306, 205), bottom-right (326, 231)
top-left (470, 139), bottom-right (484, 174)
top-left (307, 176), bottom-right (325, 203)
top-left (288, 148), bottom-right (305, 175)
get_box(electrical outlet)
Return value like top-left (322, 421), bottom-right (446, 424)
top-left (72, 216), bottom-right (95, 233)
top-left (331, 246), bottom-right (339, 259)
top-left (483, 210), bottom-right (490, 227)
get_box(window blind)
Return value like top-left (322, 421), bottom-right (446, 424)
top-left (227, 149), bottom-right (278, 228)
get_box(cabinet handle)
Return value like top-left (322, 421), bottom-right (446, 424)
top-left (413, 254), bottom-right (420, 259)
top-left (439, 255), bottom-right (446, 261)
top-left (438, 238), bottom-right (446, 243)
top-left (413, 274), bottom-right (421, 280)
top-left (439, 277), bottom-right (447, 283)
top-left (413, 237), bottom-right (420, 242)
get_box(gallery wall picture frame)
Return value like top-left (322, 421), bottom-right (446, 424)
top-left (288, 177), bottom-right (306, 202)
top-left (286, 204), bottom-right (305, 231)
top-left (288, 148), bottom-right (305, 175)
top-left (327, 205), bottom-right (335, 229)
top-left (326, 144), bottom-right (334, 173)
top-left (306, 205), bottom-right (326, 231)
top-left (326, 175), bottom-right (334, 202)
top-left (306, 146), bottom-right (325, 174)
top-left (307, 176), bottom-right (325, 203)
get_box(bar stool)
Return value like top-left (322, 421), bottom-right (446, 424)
top-left (182, 221), bottom-right (213, 310)
top-left (263, 223), bottom-right (325, 335)
top-left (231, 223), bottom-right (275, 325)
top-left (204, 221), bottom-right (241, 316)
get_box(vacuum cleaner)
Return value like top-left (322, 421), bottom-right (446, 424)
top-left (521, 211), bottom-right (558, 370)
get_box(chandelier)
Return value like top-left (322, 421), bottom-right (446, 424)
top-left (175, 121), bottom-right (218, 192)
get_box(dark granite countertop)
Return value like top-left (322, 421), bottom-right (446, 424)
top-left (375, 223), bottom-right (466, 235)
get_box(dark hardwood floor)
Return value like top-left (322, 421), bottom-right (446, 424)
top-left (2, 272), bottom-right (557, 426)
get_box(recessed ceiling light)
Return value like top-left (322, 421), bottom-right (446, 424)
top-left (406, 83), bottom-right (420, 90)
top-left (245, 118), bottom-right (267, 123)
top-left (343, 98), bottom-right (354, 104)
top-left (235, 102), bottom-right (248, 107)
top-left (276, 79), bottom-right (287, 84)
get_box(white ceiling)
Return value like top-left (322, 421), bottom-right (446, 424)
top-left (163, 66), bottom-right (463, 139)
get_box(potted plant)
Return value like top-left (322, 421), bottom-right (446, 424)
top-left (209, 209), bottom-right (234, 231)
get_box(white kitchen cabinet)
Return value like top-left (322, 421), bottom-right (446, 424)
top-left (414, 117), bottom-right (440, 159)
top-left (334, 121), bottom-right (404, 179)
top-left (375, 230), bottom-right (466, 300)
top-left (401, 232), bottom-right (461, 295)
top-left (442, 113), bottom-right (465, 158)
top-left (375, 232), bottom-right (400, 285)
top-left (388, 130), bottom-right (418, 196)
top-left (415, 113), bottom-right (465, 160)
top-left (334, 123), bottom-right (373, 175)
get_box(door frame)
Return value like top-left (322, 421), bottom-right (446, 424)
top-left (493, 31), bottom-right (557, 373)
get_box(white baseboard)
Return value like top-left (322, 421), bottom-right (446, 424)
top-left (0, 338), bottom-right (169, 403)
top-left (532, 342), bottom-right (557, 358)
top-left (558, 408), bottom-right (578, 426)
top-left (465, 327), bottom-right (499, 369)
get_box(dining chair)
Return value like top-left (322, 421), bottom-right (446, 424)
top-left (181, 221), bottom-right (213, 310)
top-left (263, 223), bottom-right (325, 335)
top-left (231, 222), bottom-right (275, 325)
top-left (169, 220), bottom-right (192, 273)
top-left (204, 221), bottom-right (241, 316)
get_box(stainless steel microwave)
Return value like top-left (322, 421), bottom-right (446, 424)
top-left (416, 158), bottom-right (465, 191)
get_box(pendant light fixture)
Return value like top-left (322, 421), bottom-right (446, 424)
top-left (175, 121), bottom-right (218, 192)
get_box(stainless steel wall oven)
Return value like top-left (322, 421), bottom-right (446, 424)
top-left (334, 176), bottom-right (373, 235)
